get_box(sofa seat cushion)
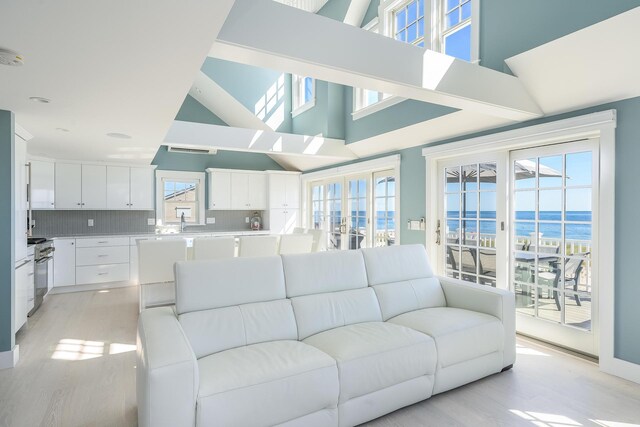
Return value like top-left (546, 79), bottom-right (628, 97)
top-left (388, 307), bottom-right (504, 369)
top-left (197, 340), bottom-right (339, 427)
top-left (303, 322), bottom-right (436, 404)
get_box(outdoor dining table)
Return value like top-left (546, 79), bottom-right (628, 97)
top-left (514, 253), bottom-right (560, 298)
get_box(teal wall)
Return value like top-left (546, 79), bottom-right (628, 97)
top-left (201, 58), bottom-right (292, 133)
top-left (480, 1), bottom-right (640, 72)
top-left (175, 95), bottom-right (227, 126)
top-left (152, 145), bottom-right (283, 172)
top-left (292, 80), bottom-right (346, 139)
top-left (0, 110), bottom-right (15, 353)
top-left (317, 0), bottom-right (350, 21)
top-left (362, 0), bottom-right (381, 26)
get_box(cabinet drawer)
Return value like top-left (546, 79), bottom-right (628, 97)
top-left (76, 264), bottom-right (129, 285)
top-left (76, 237), bottom-right (130, 248)
top-left (76, 246), bottom-right (129, 266)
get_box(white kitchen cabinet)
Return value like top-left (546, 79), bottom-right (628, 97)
top-left (53, 238), bottom-right (76, 287)
top-left (15, 137), bottom-right (28, 262)
top-left (81, 164), bottom-right (107, 209)
top-left (231, 173), bottom-right (250, 209)
top-left (268, 172), bottom-right (300, 209)
top-left (55, 163), bottom-right (82, 209)
top-left (207, 170), bottom-right (231, 210)
top-left (248, 173), bottom-right (267, 210)
top-left (30, 160), bottom-right (55, 209)
top-left (14, 259), bottom-right (32, 333)
top-left (268, 208), bottom-right (299, 234)
top-left (75, 237), bottom-right (129, 285)
top-left (130, 167), bottom-right (155, 210)
top-left (106, 166), bottom-right (130, 209)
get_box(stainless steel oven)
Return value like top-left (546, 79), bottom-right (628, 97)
top-left (28, 238), bottom-right (54, 316)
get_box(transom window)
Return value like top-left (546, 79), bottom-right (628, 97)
top-left (380, 0), bottom-right (478, 62)
top-left (292, 74), bottom-right (315, 114)
top-left (393, 0), bottom-right (425, 47)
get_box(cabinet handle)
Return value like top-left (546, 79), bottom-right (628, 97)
top-left (77, 203), bottom-right (81, 206)
top-left (51, 203), bottom-right (54, 206)
top-left (82, 203), bottom-right (85, 206)
top-left (28, 273), bottom-right (34, 277)
top-left (98, 272), bottom-right (108, 276)
top-left (97, 241), bottom-right (108, 244)
top-left (98, 254), bottom-right (108, 257)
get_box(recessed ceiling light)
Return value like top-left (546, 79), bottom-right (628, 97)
top-left (0, 48), bottom-right (24, 66)
top-left (56, 127), bottom-right (70, 132)
top-left (29, 96), bottom-right (51, 104)
top-left (106, 132), bottom-right (132, 139)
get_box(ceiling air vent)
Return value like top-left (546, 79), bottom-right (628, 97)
top-left (168, 146), bottom-right (217, 155)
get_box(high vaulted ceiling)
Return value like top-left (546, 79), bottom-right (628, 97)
top-left (1, 1), bottom-right (639, 171)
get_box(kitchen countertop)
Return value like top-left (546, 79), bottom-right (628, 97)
top-left (47, 230), bottom-right (271, 239)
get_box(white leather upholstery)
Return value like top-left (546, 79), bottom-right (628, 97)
top-left (388, 307), bottom-right (503, 368)
top-left (137, 307), bottom-right (198, 427)
top-left (276, 409), bottom-right (338, 427)
top-left (279, 233), bottom-right (314, 254)
top-left (362, 244), bottom-right (446, 320)
top-left (238, 235), bottom-right (279, 257)
top-left (439, 275), bottom-right (516, 368)
top-left (196, 340), bottom-right (338, 427)
top-left (303, 322), bottom-right (436, 404)
top-left (174, 256), bottom-right (285, 315)
top-left (291, 288), bottom-right (382, 340)
top-left (138, 239), bottom-right (187, 285)
top-left (282, 250), bottom-right (368, 297)
top-left (193, 236), bottom-right (235, 260)
top-left (179, 300), bottom-right (298, 358)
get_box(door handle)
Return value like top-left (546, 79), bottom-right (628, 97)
top-left (340, 217), bottom-right (347, 234)
top-left (435, 220), bottom-right (441, 246)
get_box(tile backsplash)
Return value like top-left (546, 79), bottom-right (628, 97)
top-left (31, 209), bottom-right (264, 237)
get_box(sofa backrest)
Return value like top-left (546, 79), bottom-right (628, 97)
top-left (361, 244), bottom-right (446, 320)
top-left (174, 257), bottom-right (297, 359)
top-left (282, 250), bottom-right (382, 340)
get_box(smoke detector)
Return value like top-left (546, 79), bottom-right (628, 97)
top-left (0, 48), bottom-right (24, 67)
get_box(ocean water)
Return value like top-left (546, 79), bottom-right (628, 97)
top-left (446, 211), bottom-right (592, 241)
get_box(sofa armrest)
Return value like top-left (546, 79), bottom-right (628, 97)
top-left (137, 307), bottom-right (199, 427)
top-left (437, 276), bottom-right (516, 367)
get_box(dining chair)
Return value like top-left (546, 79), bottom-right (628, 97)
top-left (306, 228), bottom-right (326, 252)
top-left (238, 235), bottom-right (279, 258)
top-left (278, 234), bottom-right (314, 255)
top-left (138, 239), bottom-right (187, 312)
top-left (193, 236), bottom-right (236, 260)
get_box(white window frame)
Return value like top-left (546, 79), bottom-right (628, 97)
top-left (352, 18), bottom-right (405, 119)
top-left (422, 110), bottom-right (635, 383)
top-left (301, 155), bottom-right (402, 246)
top-left (379, 0), bottom-right (480, 63)
top-left (291, 74), bottom-right (316, 117)
top-left (155, 170), bottom-right (206, 226)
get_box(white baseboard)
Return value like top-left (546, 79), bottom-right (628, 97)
top-left (600, 356), bottom-right (640, 385)
top-left (48, 281), bottom-right (136, 295)
top-left (0, 346), bottom-right (19, 370)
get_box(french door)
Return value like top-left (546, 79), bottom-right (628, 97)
top-left (308, 170), bottom-right (397, 250)
top-left (511, 140), bottom-right (598, 356)
top-left (437, 153), bottom-right (508, 288)
top-left (435, 140), bottom-right (599, 356)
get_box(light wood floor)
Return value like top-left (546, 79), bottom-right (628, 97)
top-left (1, 287), bottom-right (639, 427)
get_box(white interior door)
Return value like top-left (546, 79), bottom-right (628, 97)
top-left (436, 153), bottom-right (508, 288)
top-left (510, 140), bottom-right (599, 356)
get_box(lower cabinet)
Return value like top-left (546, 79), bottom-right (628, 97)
top-left (75, 238), bottom-right (129, 285)
top-left (76, 264), bottom-right (129, 285)
top-left (14, 259), bottom-right (33, 333)
top-left (54, 239), bottom-right (76, 287)
top-left (268, 208), bottom-right (299, 234)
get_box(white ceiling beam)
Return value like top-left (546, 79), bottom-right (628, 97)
top-left (165, 121), bottom-right (358, 160)
top-left (344, 0), bottom-right (372, 27)
top-left (211, 0), bottom-right (542, 121)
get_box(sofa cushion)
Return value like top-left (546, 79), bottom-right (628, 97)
top-left (303, 322), bottom-right (436, 403)
top-left (388, 307), bottom-right (503, 368)
top-left (362, 245), bottom-right (446, 320)
top-left (282, 250), bottom-right (368, 297)
top-left (197, 340), bottom-right (339, 427)
top-left (174, 256), bottom-right (285, 315)
top-left (179, 299), bottom-right (298, 359)
top-left (291, 288), bottom-right (382, 340)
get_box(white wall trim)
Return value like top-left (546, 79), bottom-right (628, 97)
top-left (422, 109), bottom-right (616, 158)
top-left (301, 154), bottom-right (399, 181)
top-left (15, 123), bottom-right (33, 142)
top-left (0, 346), bottom-right (19, 370)
top-left (352, 95), bottom-right (405, 120)
top-left (423, 109), bottom-right (634, 382)
top-left (155, 170), bottom-right (206, 226)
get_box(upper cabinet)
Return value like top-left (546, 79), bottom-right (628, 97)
top-left (268, 172), bottom-right (300, 209)
top-left (55, 163), bottom-right (106, 209)
top-left (107, 166), bottom-right (155, 210)
top-left (30, 160), bottom-right (55, 209)
top-left (208, 169), bottom-right (267, 211)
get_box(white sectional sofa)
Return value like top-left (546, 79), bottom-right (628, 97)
top-left (137, 244), bottom-right (515, 427)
